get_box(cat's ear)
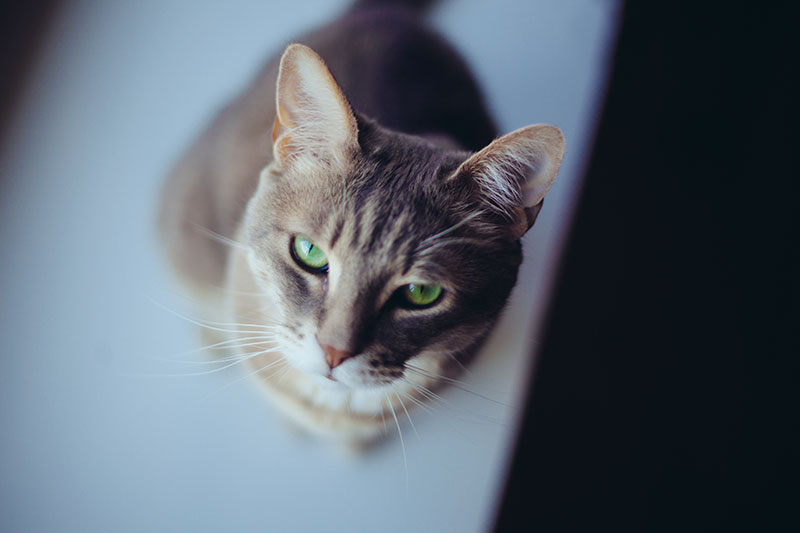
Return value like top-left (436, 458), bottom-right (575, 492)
top-left (455, 124), bottom-right (565, 239)
top-left (272, 43), bottom-right (358, 167)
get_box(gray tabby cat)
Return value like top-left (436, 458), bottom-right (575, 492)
top-left (159, 0), bottom-right (564, 443)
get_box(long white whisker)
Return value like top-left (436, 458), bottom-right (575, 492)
top-left (149, 299), bottom-right (277, 335)
top-left (204, 338), bottom-right (277, 352)
top-left (416, 210), bottom-right (486, 251)
top-left (275, 365), bottom-right (293, 385)
top-left (404, 365), bottom-right (510, 407)
top-left (401, 377), bottom-right (508, 427)
top-left (183, 318), bottom-right (277, 330)
top-left (401, 377), bottom-right (446, 404)
top-left (404, 363), bottom-right (470, 386)
top-left (192, 223), bottom-right (248, 251)
top-left (217, 357), bottom-right (288, 392)
top-left (159, 335), bottom-right (278, 362)
top-left (380, 400), bottom-right (388, 435)
top-left (395, 385), bottom-right (486, 444)
top-left (386, 393), bottom-right (409, 493)
top-left (157, 341), bottom-right (280, 366)
top-left (397, 389), bottom-right (435, 416)
top-left (416, 237), bottom-right (489, 257)
top-left (148, 346), bottom-right (282, 377)
top-left (392, 388), bottom-right (420, 442)
top-left (444, 351), bottom-right (473, 376)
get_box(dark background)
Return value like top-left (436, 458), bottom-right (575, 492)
top-left (496, 2), bottom-right (797, 531)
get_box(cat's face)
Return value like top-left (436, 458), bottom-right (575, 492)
top-left (244, 120), bottom-right (522, 391)
top-left (240, 44), bottom-right (563, 394)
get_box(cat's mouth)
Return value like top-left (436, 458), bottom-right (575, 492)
top-left (309, 364), bottom-right (397, 391)
top-left (309, 369), bottom-right (351, 391)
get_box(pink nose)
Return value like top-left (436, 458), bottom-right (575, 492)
top-left (320, 343), bottom-right (352, 369)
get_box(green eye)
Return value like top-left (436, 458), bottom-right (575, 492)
top-left (402, 283), bottom-right (442, 307)
top-left (291, 236), bottom-right (329, 272)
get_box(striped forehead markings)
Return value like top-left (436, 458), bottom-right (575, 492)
top-left (328, 217), bottom-right (345, 249)
top-left (323, 176), bottom-right (466, 281)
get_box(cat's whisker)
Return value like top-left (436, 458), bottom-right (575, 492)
top-left (443, 350), bottom-right (473, 377)
top-left (267, 365), bottom-right (292, 385)
top-left (402, 377), bottom-right (500, 421)
top-left (189, 347), bottom-right (283, 375)
top-left (201, 321), bottom-right (276, 331)
top-left (404, 364), bottom-right (511, 407)
top-left (379, 401), bottom-right (388, 435)
top-left (404, 362), bottom-right (470, 387)
top-left (217, 356), bottom-right (288, 392)
top-left (392, 388), bottom-right (420, 442)
top-left (252, 357), bottom-right (288, 377)
top-left (394, 384), bottom-right (486, 445)
top-left (205, 338), bottom-right (278, 353)
top-left (343, 394), bottom-right (352, 416)
top-left (400, 378), bottom-right (444, 406)
top-left (396, 389), bottom-right (435, 416)
top-left (274, 364), bottom-right (293, 385)
top-left (159, 342), bottom-right (280, 367)
top-left (185, 317), bottom-right (277, 331)
top-left (415, 237), bottom-right (490, 257)
top-left (202, 333), bottom-right (278, 347)
top-left (149, 298), bottom-right (278, 335)
top-left (192, 222), bottom-right (248, 251)
top-left (158, 335), bottom-right (278, 362)
top-left (385, 392), bottom-right (409, 493)
top-left (415, 210), bottom-right (486, 251)
top-left (399, 377), bottom-right (506, 428)
top-left (144, 347), bottom-right (280, 378)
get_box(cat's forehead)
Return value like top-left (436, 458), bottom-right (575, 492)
top-left (271, 130), bottom-right (467, 231)
top-left (319, 173), bottom-right (457, 269)
top-left (267, 160), bottom-right (463, 272)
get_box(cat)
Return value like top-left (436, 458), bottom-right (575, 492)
top-left (159, 0), bottom-right (564, 443)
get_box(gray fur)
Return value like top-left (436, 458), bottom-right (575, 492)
top-left (159, 1), bottom-right (564, 440)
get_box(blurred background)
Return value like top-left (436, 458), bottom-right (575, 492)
top-left (0, 1), bottom-right (620, 531)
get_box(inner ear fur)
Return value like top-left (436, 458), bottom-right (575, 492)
top-left (272, 43), bottom-right (359, 166)
top-left (453, 124), bottom-right (565, 239)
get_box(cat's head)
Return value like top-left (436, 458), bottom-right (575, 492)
top-left (243, 44), bottom-right (564, 392)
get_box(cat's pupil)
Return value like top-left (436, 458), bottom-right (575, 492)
top-left (403, 282), bottom-right (442, 307)
top-left (292, 236), bottom-right (329, 273)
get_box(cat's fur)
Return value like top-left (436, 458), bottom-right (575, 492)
top-left (159, 0), bottom-right (564, 443)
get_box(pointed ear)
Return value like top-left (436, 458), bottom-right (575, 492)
top-left (272, 43), bottom-right (358, 167)
top-left (454, 124), bottom-right (565, 239)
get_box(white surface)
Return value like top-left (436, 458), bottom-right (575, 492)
top-left (0, 1), bottom-right (619, 531)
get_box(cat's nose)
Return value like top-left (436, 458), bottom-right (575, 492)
top-left (319, 342), bottom-right (352, 369)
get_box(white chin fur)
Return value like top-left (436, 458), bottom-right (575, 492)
top-left (282, 327), bottom-right (380, 389)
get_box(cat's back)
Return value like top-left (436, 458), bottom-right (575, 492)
top-left (239, 2), bottom-right (496, 149)
top-left (304, 4), bottom-right (496, 149)
top-left (160, 0), bottom-right (495, 294)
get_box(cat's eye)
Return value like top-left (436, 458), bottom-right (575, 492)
top-left (291, 235), bottom-right (329, 273)
top-left (401, 283), bottom-right (442, 307)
